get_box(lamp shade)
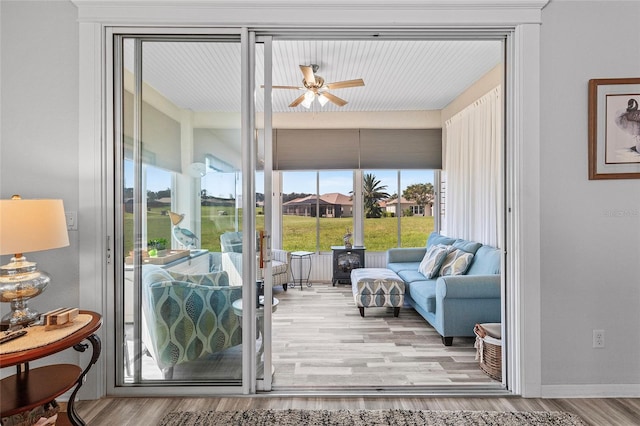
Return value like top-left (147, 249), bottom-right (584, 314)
top-left (0, 198), bottom-right (70, 255)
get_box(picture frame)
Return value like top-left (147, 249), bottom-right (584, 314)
top-left (588, 78), bottom-right (640, 179)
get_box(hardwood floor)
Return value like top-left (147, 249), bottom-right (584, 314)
top-left (271, 282), bottom-right (496, 388)
top-left (105, 283), bottom-right (639, 425)
top-left (72, 396), bottom-right (640, 425)
top-left (131, 282), bottom-right (498, 386)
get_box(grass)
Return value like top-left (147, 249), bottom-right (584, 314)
top-left (124, 207), bottom-right (433, 255)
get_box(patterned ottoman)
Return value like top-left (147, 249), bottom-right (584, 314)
top-left (350, 268), bottom-right (405, 317)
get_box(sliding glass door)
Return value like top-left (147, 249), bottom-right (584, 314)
top-left (112, 31), bottom-right (270, 390)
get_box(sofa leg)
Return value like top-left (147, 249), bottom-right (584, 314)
top-left (359, 307), bottom-right (365, 317)
top-left (283, 283), bottom-right (288, 291)
top-left (393, 307), bottom-right (400, 317)
top-left (442, 336), bottom-right (453, 346)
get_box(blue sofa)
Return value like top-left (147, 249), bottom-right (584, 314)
top-left (386, 232), bottom-right (501, 346)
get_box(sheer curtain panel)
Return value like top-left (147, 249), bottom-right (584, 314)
top-left (443, 86), bottom-right (502, 247)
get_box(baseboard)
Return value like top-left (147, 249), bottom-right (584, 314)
top-left (541, 384), bottom-right (640, 398)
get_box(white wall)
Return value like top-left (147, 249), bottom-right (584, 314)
top-left (539, 0), bottom-right (640, 395)
top-left (2, 0), bottom-right (638, 398)
top-left (0, 0), bottom-right (80, 373)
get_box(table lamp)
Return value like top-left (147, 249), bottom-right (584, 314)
top-left (0, 195), bottom-right (70, 327)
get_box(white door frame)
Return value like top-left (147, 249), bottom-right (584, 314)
top-left (76, 0), bottom-right (546, 399)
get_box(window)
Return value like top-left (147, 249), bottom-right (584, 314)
top-left (282, 170), bottom-right (353, 252)
top-left (283, 169), bottom-right (434, 252)
top-left (363, 169), bottom-right (435, 251)
top-left (123, 161), bottom-right (174, 256)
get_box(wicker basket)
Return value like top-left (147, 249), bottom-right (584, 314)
top-left (1, 400), bottom-right (59, 426)
top-left (474, 330), bottom-right (502, 381)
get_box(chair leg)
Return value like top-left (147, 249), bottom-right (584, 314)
top-left (283, 283), bottom-right (288, 291)
top-left (442, 336), bottom-right (453, 346)
top-left (393, 307), bottom-right (400, 317)
top-left (162, 367), bottom-right (174, 380)
top-left (359, 307), bottom-right (365, 317)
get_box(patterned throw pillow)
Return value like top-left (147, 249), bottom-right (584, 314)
top-left (418, 244), bottom-right (450, 278)
top-left (439, 249), bottom-right (474, 276)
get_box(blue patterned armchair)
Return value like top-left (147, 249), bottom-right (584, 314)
top-left (141, 265), bottom-right (242, 379)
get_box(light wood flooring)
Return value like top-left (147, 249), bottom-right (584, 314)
top-left (71, 396), bottom-right (640, 425)
top-left (271, 282), bottom-right (496, 388)
top-left (105, 283), bottom-right (640, 426)
top-left (131, 282), bottom-right (497, 387)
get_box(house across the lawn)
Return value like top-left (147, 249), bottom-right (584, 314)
top-left (283, 192), bottom-right (353, 217)
top-left (384, 197), bottom-right (433, 217)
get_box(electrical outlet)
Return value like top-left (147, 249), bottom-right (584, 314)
top-left (593, 329), bottom-right (605, 348)
top-left (65, 211), bottom-right (78, 231)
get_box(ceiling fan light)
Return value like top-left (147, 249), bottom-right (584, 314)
top-left (317, 93), bottom-right (330, 107)
top-left (304, 90), bottom-right (315, 101)
top-left (301, 97), bottom-right (313, 109)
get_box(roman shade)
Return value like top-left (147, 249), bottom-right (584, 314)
top-left (123, 91), bottom-right (182, 173)
top-left (273, 128), bottom-right (442, 170)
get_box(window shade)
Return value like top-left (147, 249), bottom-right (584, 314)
top-left (359, 129), bottom-right (442, 169)
top-left (274, 129), bottom-right (360, 170)
top-left (273, 128), bottom-right (442, 170)
top-left (123, 91), bottom-right (182, 172)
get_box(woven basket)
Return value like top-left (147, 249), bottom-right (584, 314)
top-left (474, 332), bottom-right (502, 381)
top-left (1, 400), bottom-right (59, 426)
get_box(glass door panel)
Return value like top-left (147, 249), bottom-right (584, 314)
top-left (118, 37), bottom-right (245, 384)
top-left (254, 40), bottom-right (273, 385)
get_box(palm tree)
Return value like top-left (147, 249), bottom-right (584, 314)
top-left (363, 173), bottom-right (390, 218)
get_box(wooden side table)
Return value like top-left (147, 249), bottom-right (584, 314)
top-left (0, 310), bottom-right (102, 426)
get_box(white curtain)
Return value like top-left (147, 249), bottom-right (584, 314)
top-left (443, 86), bottom-right (502, 248)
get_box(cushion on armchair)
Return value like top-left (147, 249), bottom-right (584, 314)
top-left (168, 270), bottom-right (229, 286)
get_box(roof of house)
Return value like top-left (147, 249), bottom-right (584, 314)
top-left (385, 197), bottom-right (414, 205)
top-left (284, 192), bottom-right (352, 206)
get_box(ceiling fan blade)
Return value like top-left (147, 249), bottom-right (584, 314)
top-left (322, 91), bottom-right (348, 107)
top-left (260, 84), bottom-right (303, 90)
top-left (289, 93), bottom-right (306, 107)
top-left (299, 65), bottom-right (316, 86)
top-left (325, 79), bottom-right (365, 90)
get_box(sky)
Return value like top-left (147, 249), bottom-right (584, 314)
top-left (126, 161), bottom-right (434, 198)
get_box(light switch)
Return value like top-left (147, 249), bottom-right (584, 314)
top-left (65, 211), bottom-right (78, 231)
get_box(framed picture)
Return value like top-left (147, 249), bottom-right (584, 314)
top-left (588, 78), bottom-right (640, 179)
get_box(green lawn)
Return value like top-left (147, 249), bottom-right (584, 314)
top-left (124, 208), bottom-right (433, 254)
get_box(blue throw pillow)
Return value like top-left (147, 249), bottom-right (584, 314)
top-left (418, 244), bottom-right (450, 278)
top-left (439, 249), bottom-right (474, 276)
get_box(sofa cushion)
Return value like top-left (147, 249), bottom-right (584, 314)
top-left (426, 232), bottom-right (457, 249)
top-left (398, 269), bottom-right (432, 284)
top-left (407, 280), bottom-right (437, 313)
top-left (466, 245), bottom-right (501, 275)
top-left (439, 249), bottom-right (474, 276)
top-left (418, 245), bottom-right (450, 278)
top-left (452, 239), bottom-right (482, 254)
top-left (387, 261), bottom-right (421, 274)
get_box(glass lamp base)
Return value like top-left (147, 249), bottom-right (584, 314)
top-left (1, 303), bottom-right (41, 328)
top-left (0, 255), bottom-right (50, 329)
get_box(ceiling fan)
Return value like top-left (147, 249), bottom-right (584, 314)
top-left (270, 64), bottom-right (365, 108)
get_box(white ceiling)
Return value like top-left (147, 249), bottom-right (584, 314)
top-left (127, 38), bottom-right (503, 114)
